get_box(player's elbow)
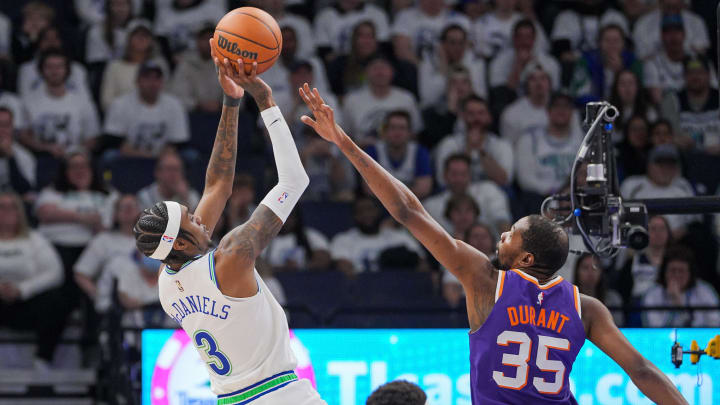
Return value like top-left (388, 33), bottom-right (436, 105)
top-left (297, 170), bottom-right (310, 191)
top-left (627, 358), bottom-right (659, 384)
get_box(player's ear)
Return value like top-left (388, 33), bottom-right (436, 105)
top-left (518, 252), bottom-right (534, 268)
top-left (173, 234), bottom-right (191, 251)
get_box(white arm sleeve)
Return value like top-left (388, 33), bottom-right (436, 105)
top-left (259, 106), bottom-right (310, 223)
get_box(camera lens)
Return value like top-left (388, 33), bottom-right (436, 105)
top-left (626, 225), bottom-right (649, 250)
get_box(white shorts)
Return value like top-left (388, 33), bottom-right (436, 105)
top-left (250, 379), bottom-right (327, 405)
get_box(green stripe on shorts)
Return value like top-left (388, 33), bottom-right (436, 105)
top-left (217, 373), bottom-right (298, 404)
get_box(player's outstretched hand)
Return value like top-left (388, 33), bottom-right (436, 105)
top-left (299, 83), bottom-right (346, 145)
top-left (210, 38), bottom-right (244, 99)
top-left (210, 38), bottom-right (272, 102)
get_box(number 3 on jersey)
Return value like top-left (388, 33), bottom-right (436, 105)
top-left (194, 330), bottom-right (232, 376)
top-left (492, 330), bottom-right (570, 394)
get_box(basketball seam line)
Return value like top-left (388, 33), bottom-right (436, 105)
top-left (232, 11), bottom-right (280, 47)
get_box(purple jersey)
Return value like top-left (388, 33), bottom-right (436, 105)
top-left (470, 269), bottom-right (586, 404)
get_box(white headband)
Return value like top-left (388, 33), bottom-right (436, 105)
top-left (150, 201), bottom-right (182, 260)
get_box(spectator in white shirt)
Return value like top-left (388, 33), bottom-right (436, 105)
top-left (0, 107), bottom-right (35, 195)
top-left (661, 54), bottom-right (720, 155)
top-left (473, 0), bottom-right (549, 59)
top-left (643, 246), bottom-right (720, 327)
top-left (500, 63), bottom-right (551, 145)
top-left (265, 210), bottom-right (331, 272)
top-left (551, 0), bottom-right (628, 53)
top-left (0, 191), bottom-right (68, 369)
top-left (435, 95), bottom-right (514, 188)
top-left (643, 14), bottom-right (692, 105)
top-left (136, 148), bottom-right (200, 211)
top-left (342, 54), bottom-right (422, 145)
top-left (84, 0), bottom-right (135, 63)
top-left (365, 110), bottom-right (433, 199)
top-left (20, 50), bottom-right (101, 158)
top-left (620, 144), bottom-right (698, 238)
top-left (632, 0), bottom-right (710, 60)
top-left (515, 93), bottom-right (582, 205)
top-left (314, 0), bottom-right (390, 61)
top-left (153, 0), bottom-right (226, 56)
top-left (419, 24), bottom-right (486, 108)
top-left (35, 150), bottom-right (114, 275)
top-left (424, 153), bottom-right (511, 233)
top-left (330, 196), bottom-right (425, 274)
top-left (17, 26), bottom-right (91, 98)
top-left (391, 0), bottom-right (470, 64)
top-left (489, 18), bottom-right (561, 93)
top-left (74, 193), bottom-right (139, 312)
top-left (103, 251), bottom-right (169, 328)
top-left (104, 62), bottom-right (189, 158)
top-left (100, 20), bottom-right (169, 110)
top-left (168, 24), bottom-right (221, 113)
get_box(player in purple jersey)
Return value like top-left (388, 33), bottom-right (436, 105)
top-left (298, 85), bottom-right (688, 405)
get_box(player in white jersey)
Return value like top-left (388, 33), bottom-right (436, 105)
top-left (132, 40), bottom-right (325, 405)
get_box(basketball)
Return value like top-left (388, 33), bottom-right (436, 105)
top-left (213, 7), bottom-right (282, 74)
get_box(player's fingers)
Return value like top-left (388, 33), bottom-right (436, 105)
top-left (313, 88), bottom-right (326, 106)
top-left (250, 61), bottom-right (258, 78)
top-left (222, 58), bottom-right (233, 77)
top-left (300, 115), bottom-right (317, 129)
top-left (299, 86), bottom-right (312, 105)
top-left (229, 58), bottom-right (242, 79)
top-left (303, 83), bottom-right (318, 104)
top-left (302, 83), bottom-right (315, 105)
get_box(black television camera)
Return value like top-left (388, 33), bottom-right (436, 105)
top-left (542, 101), bottom-right (648, 258)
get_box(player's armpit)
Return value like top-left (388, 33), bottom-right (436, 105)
top-left (582, 295), bottom-right (688, 405)
top-left (213, 205), bottom-right (283, 297)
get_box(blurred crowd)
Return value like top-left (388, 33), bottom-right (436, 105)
top-left (0, 0), bottom-right (719, 370)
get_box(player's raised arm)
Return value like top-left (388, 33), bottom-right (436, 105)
top-left (299, 84), bottom-right (493, 288)
top-left (192, 40), bottom-right (247, 236)
top-left (582, 295), bottom-right (688, 405)
top-left (213, 69), bottom-right (309, 297)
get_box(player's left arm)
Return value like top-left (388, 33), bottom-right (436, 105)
top-left (581, 295), bottom-right (688, 405)
top-left (193, 40), bottom-right (247, 235)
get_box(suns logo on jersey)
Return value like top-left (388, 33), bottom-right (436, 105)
top-left (176, 280), bottom-right (184, 292)
top-left (537, 292), bottom-right (544, 306)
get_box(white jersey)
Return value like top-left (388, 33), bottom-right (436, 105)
top-left (158, 249), bottom-right (299, 398)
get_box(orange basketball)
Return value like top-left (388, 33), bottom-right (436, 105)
top-left (213, 7), bottom-right (282, 74)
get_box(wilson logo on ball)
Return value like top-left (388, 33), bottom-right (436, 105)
top-left (217, 35), bottom-right (259, 60)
